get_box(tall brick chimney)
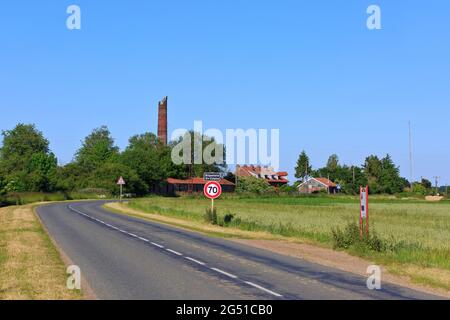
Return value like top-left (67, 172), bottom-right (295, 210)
top-left (157, 96), bottom-right (168, 145)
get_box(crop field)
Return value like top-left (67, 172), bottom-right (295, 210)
top-left (129, 196), bottom-right (450, 275)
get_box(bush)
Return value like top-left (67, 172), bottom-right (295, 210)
top-left (236, 176), bottom-right (276, 194)
top-left (412, 183), bottom-right (428, 196)
top-left (332, 222), bottom-right (386, 252)
top-left (204, 207), bottom-right (218, 225)
top-left (223, 213), bottom-right (235, 225)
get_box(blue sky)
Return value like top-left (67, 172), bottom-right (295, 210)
top-left (0, 1), bottom-right (449, 184)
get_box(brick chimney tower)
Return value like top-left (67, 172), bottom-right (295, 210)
top-left (157, 96), bottom-right (168, 145)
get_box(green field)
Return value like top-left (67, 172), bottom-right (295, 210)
top-left (129, 196), bottom-right (450, 274)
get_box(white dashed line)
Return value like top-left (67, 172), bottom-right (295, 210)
top-left (151, 242), bottom-right (164, 249)
top-left (67, 204), bottom-right (284, 299)
top-left (210, 268), bottom-right (238, 279)
top-left (185, 257), bottom-right (206, 266)
top-left (166, 249), bottom-right (183, 256)
top-left (245, 281), bottom-right (283, 298)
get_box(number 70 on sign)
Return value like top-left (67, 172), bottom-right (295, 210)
top-left (204, 181), bottom-right (222, 211)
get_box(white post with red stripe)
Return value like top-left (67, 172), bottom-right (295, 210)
top-left (360, 186), bottom-right (369, 238)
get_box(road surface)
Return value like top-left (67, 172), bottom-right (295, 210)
top-left (36, 201), bottom-right (440, 300)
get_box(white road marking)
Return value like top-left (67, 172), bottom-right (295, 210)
top-left (245, 281), bottom-right (283, 298)
top-left (151, 242), bottom-right (164, 249)
top-left (67, 203), bottom-right (285, 300)
top-left (210, 268), bottom-right (238, 279)
top-left (185, 257), bottom-right (206, 266)
top-left (166, 249), bottom-right (183, 256)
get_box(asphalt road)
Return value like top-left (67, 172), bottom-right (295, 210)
top-left (36, 201), bottom-right (440, 300)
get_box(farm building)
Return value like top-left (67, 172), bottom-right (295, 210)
top-left (236, 165), bottom-right (289, 188)
top-left (298, 177), bottom-right (338, 194)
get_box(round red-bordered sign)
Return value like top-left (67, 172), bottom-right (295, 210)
top-left (204, 181), bottom-right (222, 199)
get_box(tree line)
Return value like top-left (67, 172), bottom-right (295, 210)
top-left (0, 123), bottom-right (443, 197)
top-left (0, 124), bottom-right (223, 196)
top-left (294, 151), bottom-right (439, 195)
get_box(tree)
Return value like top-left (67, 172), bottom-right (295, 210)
top-left (121, 132), bottom-right (186, 191)
top-left (0, 124), bottom-right (57, 192)
top-left (363, 155), bottom-right (382, 179)
top-left (170, 131), bottom-right (227, 178)
top-left (75, 126), bottom-right (119, 171)
top-left (412, 183), bottom-right (427, 195)
top-left (294, 151), bottom-right (312, 181)
top-left (26, 152), bottom-right (58, 192)
top-left (421, 178), bottom-right (432, 189)
top-left (363, 155), bottom-right (382, 194)
top-left (84, 162), bottom-right (147, 196)
top-left (0, 172), bottom-right (5, 195)
top-left (56, 162), bottom-right (87, 192)
top-left (378, 154), bottom-right (404, 194)
top-left (326, 154), bottom-right (339, 174)
top-left (0, 124), bottom-right (49, 174)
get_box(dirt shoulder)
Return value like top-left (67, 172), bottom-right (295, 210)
top-left (105, 202), bottom-right (450, 299)
top-left (0, 204), bottom-right (83, 300)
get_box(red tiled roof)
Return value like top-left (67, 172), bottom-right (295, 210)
top-left (167, 178), bottom-right (235, 186)
top-left (314, 178), bottom-right (337, 187)
top-left (267, 179), bottom-right (289, 184)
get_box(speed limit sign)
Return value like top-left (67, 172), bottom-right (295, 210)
top-left (204, 181), bottom-right (222, 200)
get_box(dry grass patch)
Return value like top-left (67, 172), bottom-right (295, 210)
top-left (0, 205), bottom-right (82, 300)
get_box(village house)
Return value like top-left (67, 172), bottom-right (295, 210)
top-left (236, 165), bottom-right (289, 188)
top-left (298, 177), bottom-right (338, 194)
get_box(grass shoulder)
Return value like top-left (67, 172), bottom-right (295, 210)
top-left (0, 203), bottom-right (83, 300)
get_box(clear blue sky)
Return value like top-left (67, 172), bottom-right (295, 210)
top-left (1, 1), bottom-right (449, 184)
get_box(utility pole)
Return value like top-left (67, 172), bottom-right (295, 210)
top-left (306, 160), bottom-right (308, 180)
top-left (433, 176), bottom-right (440, 195)
top-left (352, 166), bottom-right (356, 184)
top-left (327, 173), bottom-right (330, 194)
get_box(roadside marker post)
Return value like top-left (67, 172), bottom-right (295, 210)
top-left (360, 186), bottom-right (369, 239)
top-left (204, 181), bottom-right (222, 212)
top-left (117, 176), bottom-right (126, 202)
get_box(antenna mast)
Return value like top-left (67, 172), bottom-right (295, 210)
top-left (408, 121), bottom-right (414, 185)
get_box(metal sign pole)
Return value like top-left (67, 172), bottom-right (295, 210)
top-left (366, 185), bottom-right (369, 237)
top-left (360, 186), bottom-right (363, 240)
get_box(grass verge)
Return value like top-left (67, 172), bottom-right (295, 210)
top-left (0, 204), bottom-right (83, 300)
